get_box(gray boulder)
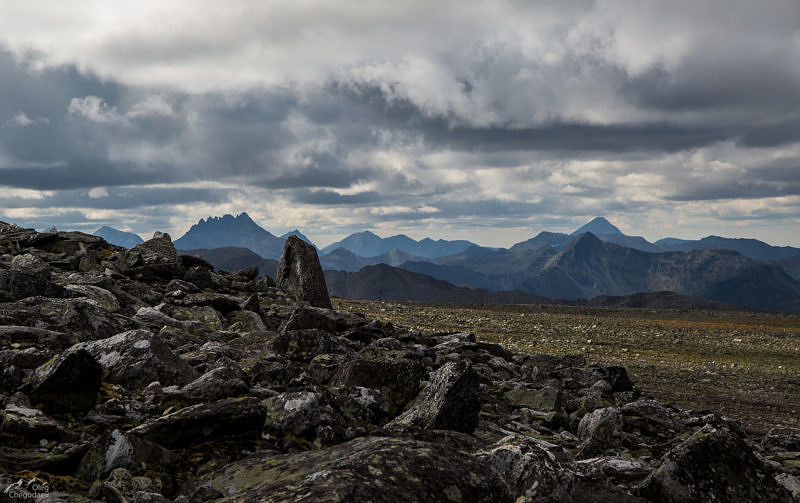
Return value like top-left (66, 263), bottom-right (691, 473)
top-left (476, 434), bottom-right (575, 503)
top-left (577, 407), bottom-right (623, 458)
top-left (129, 397), bottom-right (267, 447)
top-left (29, 347), bottom-right (102, 414)
top-left (638, 425), bottom-right (792, 502)
top-left (262, 391), bottom-right (350, 448)
top-left (197, 436), bottom-right (512, 503)
top-left (77, 429), bottom-right (178, 482)
top-left (330, 358), bottom-right (425, 417)
top-left (163, 366), bottom-right (249, 408)
top-left (0, 253), bottom-right (67, 301)
top-left (74, 329), bottom-right (197, 388)
top-left (276, 235), bottom-right (331, 309)
top-left (388, 361), bottom-right (481, 434)
top-left (123, 232), bottom-right (183, 280)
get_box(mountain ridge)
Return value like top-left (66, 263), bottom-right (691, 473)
top-left (93, 226), bottom-right (144, 248)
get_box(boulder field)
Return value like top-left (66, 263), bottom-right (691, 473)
top-left (0, 221), bottom-right (798, 502)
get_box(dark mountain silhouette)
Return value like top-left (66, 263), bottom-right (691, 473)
top-left (509, 231), bottom-right (573, 252)
top-left (656, 235), bottom-right (800, 260)
top-left (584, 291), bottom-right (745, 311)
top-left (774, 255), bottom-right (800, 282)
top-left (320, 230), bottom-right (478, 258)
top-left (392, 233), bottom-right (800, 309)
top-left (403, 245), bottom-right (558, 292)
top-left (94, 226), bottom-right (143, 248)
top-left (324, 264), bottom-right (554, 304)
top-left (178, 247), bottom-right (278, 279)
top-left (173, 213), bottom-right (294, 259)
top-left (511, 218), bottom-right (658, 253)
top-left (320, 247), bottom-right (418, 272)
top-left (570, 216), bottom-right (623, 236)
top-left (524, 234), bottom-right (800, 308)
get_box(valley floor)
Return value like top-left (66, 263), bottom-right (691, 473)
top-left (335, 298), bottom-right (800, 434)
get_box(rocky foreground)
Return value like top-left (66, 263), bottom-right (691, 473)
top-left (0, 223), bottom-right (799, 502)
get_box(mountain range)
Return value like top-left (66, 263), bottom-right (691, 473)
top-left (320, 230), bottom-right (478, 258)
top-left (98, 214), bottom-right (800, 311)
top-left (94, 226), bottom-right (144, 248)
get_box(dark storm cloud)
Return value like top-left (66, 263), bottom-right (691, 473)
top-left (254, 165), bottom-right (377, 190)
top-left (1, 0), bottom-right (799, 244)
top-left (668, 157), bottom-right (800, 202)
top-left (0, 160), bottom-right (182, 190)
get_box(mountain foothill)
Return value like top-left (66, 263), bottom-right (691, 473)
top-left (94, 214), bottom-right (800, 311)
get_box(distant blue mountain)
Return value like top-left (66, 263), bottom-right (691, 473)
top-left (174, 213), bottom-right (292, 259)
top-left (570, 216), bottom-right (623, 236)
top-left (320, 230), bottom-right (478, 258)
top-left (320, 247), bottom-right (418, 272)
top-left (511, 218), bottom-right (658, 253)
top-left (94, 226), bottom-right (144, 248)
top-left (280, 229), bottom-right (317, 249)
top-left (655, 235), bottom-right (800, 260)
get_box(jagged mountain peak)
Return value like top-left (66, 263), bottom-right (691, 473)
top-left (570, 217), bottom-right (623, 236)
top-left (93, 226), bottom-right (144, 248)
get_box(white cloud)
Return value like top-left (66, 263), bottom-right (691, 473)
top-left (88, 187), bottom-right (109, 198)
top-left (6, 111), bottom-right (49, 127)
top-left (68, 96), bottom-right (123, 123)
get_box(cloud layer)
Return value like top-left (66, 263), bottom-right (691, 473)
top-left (1, 1), bottom-right (799, 246)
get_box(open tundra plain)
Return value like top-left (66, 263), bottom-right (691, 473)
top-left (337, 299), bottom-right (800, 433)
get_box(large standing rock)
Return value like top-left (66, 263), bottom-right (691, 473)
top-left (276, 235), bottom-right (331, 309)
top-left (123, 232), bottom-right (184, 280)
top-left (387, 361), bottom-right (481, 433)
top-left (198, 436), bottom-right (512, 503)
top-left (73, 329), bottom-right (197, 388)
top-left (29, 347), bottom-right (102, 414)
top-left (637, 425), bottom-right (792, 502)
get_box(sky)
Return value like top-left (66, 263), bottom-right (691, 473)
top-left (1, 0), bottom-right (799, 248)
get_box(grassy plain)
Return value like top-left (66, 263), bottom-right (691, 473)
top-left (334, 298), bottom-right (800, 434)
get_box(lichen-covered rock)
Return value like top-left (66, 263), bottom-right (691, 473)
top-left (276, 235), bottom-right (332, 309)
top-left (762, 426), bottom-right (800, 452)
top-left (163, 366), bottom-right (249, 408)
top-left (263, 391), bottom-right (351, 448)
top-left (129, 397), bottom-right (267, 447)
top-left (505, 385), bottom-right (565, 412)
top-left (73, 329), bottom-right (198, 388)
top-left (637, 425), bottom-right (793, 502)
top-left (123, 232), bottom-right (184, 280)
top-left (476, 434), bottom-right (575, 503)
top-left (388, 361), bottom-right (481, 434)
top-left (621, 398), bottom-right (681, 436)
top-left (77, 429), bottom-right (178, 484)
top-left (268, 329), bottom-right (356, 363)
top-left (0, 404), bottom-right (67, 441)
top-left (577, 407), bottom-right (623, 458)
top-left (0, 297), bottom-right (136, 341)
top-left (65, 284), bottom-right (121, 312)
top-left (330, 358), bottom-right (425, 417)
top-left (0, 269), bottom-right (67, 302)
top-left (199, 436), bottom-right (512, 503)
top-left (0, 325), bottom-right (78, 351)
top-left (28, 347), bottom-right (102, 414)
